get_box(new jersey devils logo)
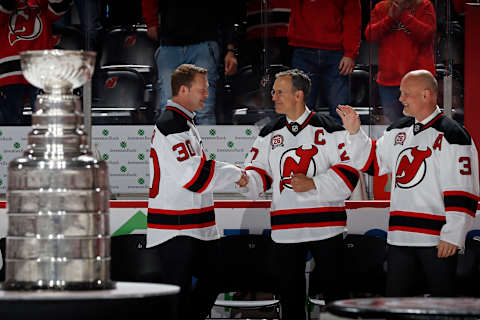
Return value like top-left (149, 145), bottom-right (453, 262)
top-left (8, 4), bottom-right (43, 46)
top-left (279, 145), bottom-right (318, 192)
top-left (395, 146), bottom-right (432, 189)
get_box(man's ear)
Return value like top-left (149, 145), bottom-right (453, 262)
top-left (296, 90), bottom-right (303, 102)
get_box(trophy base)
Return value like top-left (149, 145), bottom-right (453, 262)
top-left (2, 280), bottom-right (116, 291)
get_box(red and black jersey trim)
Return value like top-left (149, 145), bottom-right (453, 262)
top-left (184, 155), bottom-right (215, 193)
top-left (444, 191), bottom-right (479, 218)
top-left (147, 206), bottom-right (215, 230)
top-left (165, 106), bottom-right (194, 123)
top-left (245, 166), bottom-right (272, 192)
top-left (270, 207), bottom-right (347, 230)
top-left (331, 164), bottom-right (359, 192)
top-left (0, 58), bottom-right (21, 78)
top-left (361, 139), bottom-right (379, 176)
top-left (389, 211), bottom-right (446, 236)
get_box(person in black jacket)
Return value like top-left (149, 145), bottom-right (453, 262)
top-left (142, 0), bottom-right (239, 125)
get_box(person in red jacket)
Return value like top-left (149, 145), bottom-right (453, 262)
top-left (0, 0), bottom-right (72, 125)
top-left (288, 0), bottom-right (362, 122)
top-left (365, 0), bottom-right (436, 123)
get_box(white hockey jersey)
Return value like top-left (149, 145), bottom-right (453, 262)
top-left (243, 109), bottom-right (359, 243)
top-left (147, 101), bottom-right (243, 247)
top-left (346, 107), bottom-right (479, 247)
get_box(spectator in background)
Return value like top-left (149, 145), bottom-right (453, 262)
top-left (365, 0), bottom-right (436, 124)
top-left (54, 0), bottom-right (103, 51)
top-left (142, 0), bottom-right (239, 125)
top-left (0, 0), bottom-right (72, 125)
top-left (288, 0), bottom-right (361, 121)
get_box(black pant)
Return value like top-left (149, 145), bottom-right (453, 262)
top-left (271, 234), bottom-right (346, 320)
top-left (386, 244), bottom-right (458, 297)
top-left (147, 236), bottom-right (221, 320)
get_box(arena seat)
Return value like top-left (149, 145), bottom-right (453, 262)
top-left (99, 25), bottom-right (156, 85)
top-left (206, 234), bottom-right (281, 319)
top-left (308, 233), bottom-right (387, 307)
top-left (229, 64), bottom-right (288, 125)
top-left (110, 234), bottom-right (163, 282)
top-left (456, 236), bottom-right (480, 297)
top-left (52, 25), bottom-right (85, 51)
top-left (91, 67), bottom-right (150, 124)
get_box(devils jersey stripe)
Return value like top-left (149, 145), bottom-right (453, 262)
top-left (389, 211), bottom-right (445, 235)
top-left (444, 191), bottom-right (478, 217)
top-left (148, 208), bottom-right (215, 229)
top-left (0, 58), bottom-right (21, 77)
top-left (331, 164), bottom-right (359, 192)
top-left (422, 113), bottom-right (444, 131)
top-left (245, 166), bottom-right (272, 192)
top-left (362, 139), bottom-right (378, 176)
top-left (270, 208), bottom-right (346, 230)
top-left (184, 157), bottom-right (215, 193)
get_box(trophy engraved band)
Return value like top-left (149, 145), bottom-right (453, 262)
top-left (4, 50), bottom-right (114, 290)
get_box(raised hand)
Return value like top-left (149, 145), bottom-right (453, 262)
top-left (336, 105), bottom-right (361, 135)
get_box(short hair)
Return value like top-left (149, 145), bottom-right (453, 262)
top-left (405, 69), bottom-right (438, 94)
top-left (171, 64), bottom-right (207, 97)
top-left (275, 69), bottom-right (311, 102)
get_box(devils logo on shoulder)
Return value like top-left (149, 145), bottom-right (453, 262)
top-left (279, 145), bottom-right (318, 192)
top-left (395, 146), bottom-right (432, 189)
top-left (394, 132), bottom-right (407, 145)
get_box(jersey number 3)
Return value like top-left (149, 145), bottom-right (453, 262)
top-left (173, 140), bottom-right (196, 161)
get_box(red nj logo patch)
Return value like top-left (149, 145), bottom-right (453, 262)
top-left (395, 146), bottom-right (432, 189)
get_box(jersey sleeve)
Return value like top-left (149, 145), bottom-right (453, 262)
top-left (310, 131), bottom-right (359, 201)
top-left (439, 139), bottom-right (479, 247)
top-left (155, 128), bottom-right (243, 194)
top-left (345, 128), bottom-right (392, 176)
top-left (241, 134), bottom-right (273, 200)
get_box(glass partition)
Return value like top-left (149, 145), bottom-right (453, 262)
top-left (0, 0), bottom-right (467, 200)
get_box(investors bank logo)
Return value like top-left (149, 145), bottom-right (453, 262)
top-left (102, 129), bottom-right (109, 136)
top-left (138, 129), bottom-right (145, 136)
top-left (0, 155), bottom-right (2, 161)
top-left (102, 153), bottom-right (109, 161)
top-left (209, 153), bottom-right (216, 160)
top-left (137, 177), bottom-right (145, 185)
top-left (0, 179), bottom-right (2, 186)
top-left (138, 153), bottom-right (145, 161)
top-left (120, 141), bottom-right (127, 149)
top-left (0, 130), bottom-right (2, 136)
top-left (227, 141), bottom-right (234, 148)
top-left (245, 129), bottom-right (252, 136)
top-left (13, 142), bottom-right (21, 149)
top-left (209, 129), bottom-right (216, 136)
top-left (120, 166), bottom-right (127, 173)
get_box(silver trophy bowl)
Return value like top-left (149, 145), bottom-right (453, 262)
top-left (21, 49), bottom-right (96, 94)
top-left (4, 50), bottom-right (114, 290)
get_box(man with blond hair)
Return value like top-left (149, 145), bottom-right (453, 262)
top-left (147, 64), bottom-right (247, 319)
top-left (337, 70), bottom-right (479, 296)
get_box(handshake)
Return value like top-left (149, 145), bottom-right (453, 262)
top-left (235, 170), bottom-right (249, 188)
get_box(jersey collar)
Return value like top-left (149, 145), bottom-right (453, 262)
top-left (413, 106), bottom-right (443, 135)
top-left (286, 108), bottom-right (314, 136)
top-left (165, 99), bottom-right (196, 123)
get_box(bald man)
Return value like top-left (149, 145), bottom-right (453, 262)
top-left (337, 70), bottom-right (479, 297)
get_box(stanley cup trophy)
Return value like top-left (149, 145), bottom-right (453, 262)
top-left (3, 50), bottom-right (114, 290)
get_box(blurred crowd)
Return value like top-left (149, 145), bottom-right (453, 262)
top-left (0, 0), bottom-right (468, 126)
